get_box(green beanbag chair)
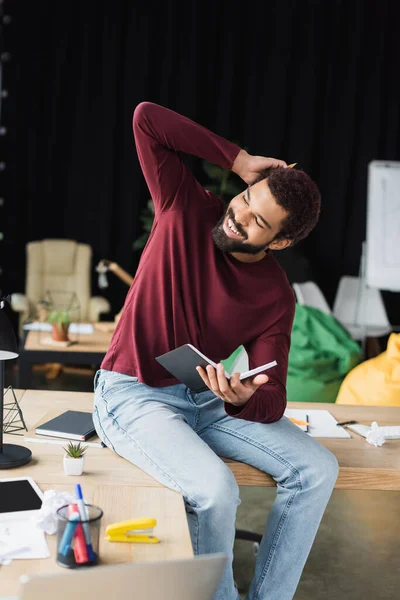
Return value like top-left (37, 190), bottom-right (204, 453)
top-left (287, 304), bottom-right (362, 403)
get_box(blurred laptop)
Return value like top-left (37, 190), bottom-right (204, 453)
top-left (17, 554), bottom-right (227, 600)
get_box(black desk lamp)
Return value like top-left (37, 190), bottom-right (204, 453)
top-left (0, 300), bottom-right (32, 468)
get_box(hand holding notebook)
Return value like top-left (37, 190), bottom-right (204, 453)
top-left (156, 344), bottom-right (277, 392)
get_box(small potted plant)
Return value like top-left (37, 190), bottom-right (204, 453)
top-left (47, 309), bottom-right (71, 342)
top-left (63, 442), bottom-right (88, 476)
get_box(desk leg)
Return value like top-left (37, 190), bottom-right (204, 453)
top-left (18, 357), bottom-right (32, 389)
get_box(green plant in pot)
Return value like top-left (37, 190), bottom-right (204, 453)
top-left (47, 309), bottom-right (71, 342)
top-left (63, 441), bottom-right (88, 476)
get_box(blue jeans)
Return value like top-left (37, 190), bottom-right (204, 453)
top-left (93, 369), bottom-right (339, 600)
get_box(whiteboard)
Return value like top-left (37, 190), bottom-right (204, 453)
top-left (366, 160), bottom-right (400, 291)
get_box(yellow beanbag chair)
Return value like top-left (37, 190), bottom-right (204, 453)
top-left (336, 333), bottom-right (400, 406)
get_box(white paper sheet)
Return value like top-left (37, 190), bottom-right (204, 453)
top-left (284, 409), bottom-right (309, 431)
top-left (284, 409), bottom-right (351, 438)
top-left (347, 424), bottom-right (371, 438)
top-left (0, 519), bottom-right (50, 561)
top-left (348, 423), bottom-right (400, 440)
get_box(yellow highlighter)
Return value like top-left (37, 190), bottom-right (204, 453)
top-left (105, 518), bottom-right (160, 544)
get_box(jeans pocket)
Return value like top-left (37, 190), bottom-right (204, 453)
top-left (99, 371), bottom-right (140, 411)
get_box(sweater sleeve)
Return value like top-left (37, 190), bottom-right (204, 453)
top-left (224, 297), bottom-right (296, 424)
top-left (133, 102), bottom-right (241, 213)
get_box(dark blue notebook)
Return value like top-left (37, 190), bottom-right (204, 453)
top-left (35, 410), bottom-right (96, 441)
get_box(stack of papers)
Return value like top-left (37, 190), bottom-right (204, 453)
top-left (284, 409), bottom-right (351, 438)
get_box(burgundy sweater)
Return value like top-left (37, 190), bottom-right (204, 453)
top-left (101, 102), bottom-right (295, 423)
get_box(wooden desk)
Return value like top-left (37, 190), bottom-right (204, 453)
top-left (2, 391), bottom-right (400, 595)
top-left (227, 402), bottom-right (400, 491)
top-left (1, 390), bottom-right (193, 597)
top-left (6, 392), bottom-right (400, 494)
top-left (18, 328), bottom-right (113, 388)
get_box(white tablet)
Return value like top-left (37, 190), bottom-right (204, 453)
top-left (0, 476), bottom-right (44, 521)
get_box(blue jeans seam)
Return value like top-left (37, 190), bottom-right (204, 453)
top-left (99, 400), bottom-right (201, 509)
top-left (185, 387), bottom-right (197, 406)
top-left (253, 488), bottom-right (299, 600)
top-left (207, 423), bottom-right (304, 481)
top-left (186, 508), bottom-right (200, 555)
top-left (93, 405), bottom-right (116, 453)
top-left (193, 407), bottom-right (200, 430)
top-left (185, 388), bottom-right (200, 429)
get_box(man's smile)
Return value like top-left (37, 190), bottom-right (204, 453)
top-left (223, 215), bottom-right (245, 239)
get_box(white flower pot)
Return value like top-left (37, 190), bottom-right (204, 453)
top-left (63, 454), bottom-right (85, 476)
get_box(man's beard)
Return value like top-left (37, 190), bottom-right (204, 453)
top-left (212, 206), bottom-right (268, 255)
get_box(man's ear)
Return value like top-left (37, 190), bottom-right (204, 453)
top-left (268, 237), bottom-right (291, 251)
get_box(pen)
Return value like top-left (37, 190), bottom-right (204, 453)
top-left (68, 503), bottom-right (89, 564)
top-left (305, 414), bottom-right (310, 434)
top-left (58, 508), bottom-right (79, 556)
top-left (336, 420), bottom-right (358, 427)
top-left (75, 484), bottom-right (96, 562)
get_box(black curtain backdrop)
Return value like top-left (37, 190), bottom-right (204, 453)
top-left (2, 0), bottom-right (400, 321)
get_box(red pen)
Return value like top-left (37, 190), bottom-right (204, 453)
top-left (68, 503), bottom-right (89, 564)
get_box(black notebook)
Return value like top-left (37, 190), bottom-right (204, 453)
top-left (156, 344), bottom-right (277, 393)
top-left (35, 410), bottom-right (96, 441)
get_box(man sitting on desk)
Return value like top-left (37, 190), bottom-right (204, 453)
top-left (94, 102), bottom-right (339, 600)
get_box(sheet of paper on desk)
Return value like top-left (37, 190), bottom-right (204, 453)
top-left (0, 520), bottom-right (50, 560)
top-left (284, 409), bottom-right (351, 438)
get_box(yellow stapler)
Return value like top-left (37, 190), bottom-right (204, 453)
top-left (105, 518), bottom-right (160, 544)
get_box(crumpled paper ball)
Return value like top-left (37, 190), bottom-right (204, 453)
top-left (34, 489), bottom-right (76, 534)
top-left (366, 421), bottom-right (386, 447)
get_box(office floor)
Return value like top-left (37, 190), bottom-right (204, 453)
top-left (6, 364), bottom-right (399, 600)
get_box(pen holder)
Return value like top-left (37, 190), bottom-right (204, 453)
top-left (56, 503), bottom-right (103, 568)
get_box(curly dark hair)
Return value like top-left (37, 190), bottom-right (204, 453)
top-left (254, 167), bottom-right (321, 245)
